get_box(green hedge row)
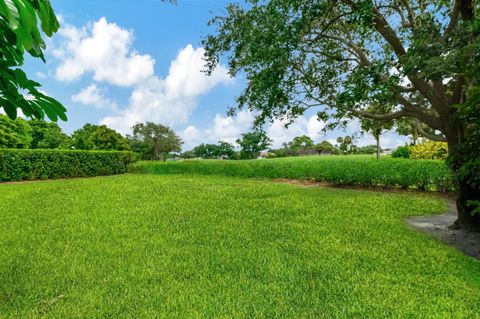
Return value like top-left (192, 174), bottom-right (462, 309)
top-left (129, 155), bottom-right (455, 192)
top-left (0, 149), bottom-right (136, 182)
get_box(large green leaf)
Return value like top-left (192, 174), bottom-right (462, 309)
top-left (0, 0), bottom-right (66, 122)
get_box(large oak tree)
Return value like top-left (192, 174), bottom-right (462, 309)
top-left (204, 0), bottom-right (480, 230)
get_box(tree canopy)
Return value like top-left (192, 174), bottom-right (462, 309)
top-left (72, 124), bottom-right (130, 151)
top-left (130, 123), bottom-right (183, 161)
top-left (29, 119), bottom-right (71, 149)
top-left (0, 115), bottom-right (31, 148)
top-left (236, 131), bottom-right (272, 159)
top-left (192, 141), bottom-right (236, 159)
top-left (288, 135), bottom-right (315, 152)
top-left (204, 0), bottom-right (480, 230)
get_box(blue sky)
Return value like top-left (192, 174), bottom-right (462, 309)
top-left (23, 0), bottom-right (409, 150)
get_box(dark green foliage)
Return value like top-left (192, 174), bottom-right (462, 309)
top-left (0, 0), bottom-right (66, 121)
top-left (131, 156), bottom-right (454, 192)
top-left (216, 141), bottom-right (236, 159)
top-left (192, 143), bottom-right (221, 159)
top-left (287, 135), bottom-right (315, 153)
top-left (180, 150), bottom-right (195, 159)
top-left (236, 131), bottom-right (271, 159)
top-left (0, 115), bottom-right (32, 148)
top-left (130, 122), bottom-right (182, 160)
top-left (0, 149), bottom-right (136, 182)
top-left (392, 146), bottom-right (411, 159)
top-left (29, 119), bottom-right (71, 149)
top-left (191, 141), bottom-right (235, 159)
top-left (356, 145), bottom-right (378, 155)
top-left (0, 115), bottom-right (72, 149)
top-left (336, 136), bottom-right (355, 155)
top-left (72, 124), bottom-right (130, 151)
top-left (315, 140), bottom-right (337, 154)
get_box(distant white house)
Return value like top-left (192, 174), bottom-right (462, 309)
top-left (258, 150), bottom-right (269, 159)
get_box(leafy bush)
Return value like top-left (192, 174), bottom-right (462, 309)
top-left (392, 146), bottom-right (411, 158)
top-left (130, 156), bottom-right (454, 192)
top-left (0, 149), bottom-right (136, 182)
top-left (410, 140), bottom-right (448, 160)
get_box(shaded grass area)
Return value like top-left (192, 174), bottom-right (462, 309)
top-left (0, 174), bottom-right (479, 318)
top-left (129, 155), bottom-right (454, 191)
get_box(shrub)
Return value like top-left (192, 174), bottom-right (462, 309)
top-left (392, 146), bottom-right (411, 158)
top-left (130, 156), bottom-right (454, 192)
top-left (0, 149), bottom-right (136, 182)
top-left (410, 140), bottom-right (448, 160)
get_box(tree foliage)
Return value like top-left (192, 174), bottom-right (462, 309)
top-left (204, 0), bottom-right (480, 229)
top-left (288, 135), bottom-right (315, 152)
top-left (0, 0), bottom-right (66, 121)
top-left (315, 140), bottom-right (336, 154)
top-left (29, 119), bottom-right (71, 149)
top-left (72, 124), bottom-right (130, 151)
top-left (193, 141), bottom-right (236, 159)
top-left (0, 114), bottom-right (31, 148)
top-left (236, 131), bottom-right (271, 159)
top-left (130, 122), bottom-right (183, 161)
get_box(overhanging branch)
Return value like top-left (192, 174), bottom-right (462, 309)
top-left (415, 119), bottom-right (447, 142)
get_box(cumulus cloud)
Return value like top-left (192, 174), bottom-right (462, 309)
top-left (51, 17), bottom-right (231, 134)
top-left (71, 84), bottom-right (118, 111)
top-left (101, 45), bottom-right (231, 133)
top-left (181, 111), bottom-right (254, 149)
top-left (181, 112), bottom-right (325, 150)
top-left (54, 17), bottom-right (154, 86)
top-left (267, 115), bottom-right (325, 148)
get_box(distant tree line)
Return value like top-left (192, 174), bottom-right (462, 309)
top-left (1, 114), bottom-right (413, 162)
top-left (0, 115), bottom-right (182, 161)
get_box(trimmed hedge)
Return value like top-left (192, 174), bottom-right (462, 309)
top-left (129, 155), bottom-right (455, 192)
top-left (0, 149), bottom-right (136, 182)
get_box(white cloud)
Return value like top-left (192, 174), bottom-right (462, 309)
top-left (164, 44), bottom-right (231, 99)
top-left (71, 84), bottom-right (118, 111)
top-left (181, 112), bottom-right (325, 150)
top-left (267, 115), bottom-right (325, 148)
top-left (181, 111), bottom-right (254, 149)
top-left (51, 17), bottom-right (231, 134)
top-left (54, 17), bottom-right (154, 86)
top-left (101, 45), bottom-right (231, 134)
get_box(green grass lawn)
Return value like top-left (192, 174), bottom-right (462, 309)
top-left (1, 174), bottom-right (479, 318)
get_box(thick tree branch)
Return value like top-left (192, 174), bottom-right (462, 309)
top-left (399, 0), bottom-right (415, 29)
top-left (395, 95), bottom-right (443, 130)
top-left (415, 119), bottom-right (447, 142)
top-left (444, 0), bottom-right (461, 36)
top-left (366, 2), bottom-right (450, 115)
top-left (346, 108), bottom-right (409, 120)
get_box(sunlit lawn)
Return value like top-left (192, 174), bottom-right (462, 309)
top-left (0, 174), bottom-right (479, 318)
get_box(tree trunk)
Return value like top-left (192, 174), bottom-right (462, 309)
top-left (447, 128), bottom-right (480, 231)
top-left (454, 179), bottom-right (480, 231)
top-left (376, 134), bottom-right (380, 160)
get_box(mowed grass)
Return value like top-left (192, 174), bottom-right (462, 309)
top-left (130, 155), bottom-right (454, 191)
top-left (0, 174), bottom-right (479, 318)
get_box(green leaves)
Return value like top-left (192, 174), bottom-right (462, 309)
top-left (236, 131), bottom-right (272, 159)
top-left (0, 0), bottom-right (65, 122)
top-left (131, 122), bottom-right (183, 160)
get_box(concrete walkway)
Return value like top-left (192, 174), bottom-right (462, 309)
top-left (407, 201), bottom-right (480, 260)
